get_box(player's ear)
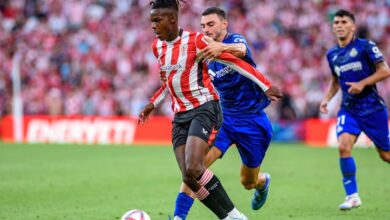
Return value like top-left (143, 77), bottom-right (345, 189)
top-left (223, 20), bottom-right (228, 29)
top-left (168, 10), bottom-right (178, 24)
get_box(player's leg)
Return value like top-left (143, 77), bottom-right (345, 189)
top-left (171, 120), bottom-right (195, 220)
top-left (336, 110), bottom-right (362, 210)
top-left (184, 135), bottom-right (233, 219)
top-left (181, 101), bottom-right (238, 219)
top-left (231, 112), bottom-right (272, 210)
top-left (241, 165), bottom-right (271, 210)
top-left (376, 148), bottom-right (390, 163)
top-left (173, 125), bottom-right (233, 219)
top-left (173, 147), bottom-right (223, 220)
top-left (359, 108), bottom-right (390, 163)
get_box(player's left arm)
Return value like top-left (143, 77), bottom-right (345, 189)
top-left (198, 37), bottom-right (246, 61)
top-left (196, 34), bottom-right (283, 101)
top-left (346, 41), bottom-right (390, 94)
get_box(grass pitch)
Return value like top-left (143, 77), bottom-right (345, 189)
top-left (0, 143), bottom-right (389, 220)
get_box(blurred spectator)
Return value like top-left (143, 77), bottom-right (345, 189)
top-left (0, 0), bottom-right (389, 119)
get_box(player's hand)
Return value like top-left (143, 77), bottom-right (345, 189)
top-left (138, 102), bottom-right (155, 125)
top-left (198, 37), bottom-right (223, 61)
top-left (265, 86), bottom-right (283, 101)
top-left (346, 82), bottom-right (364, 94)
top-left (319, 100), bottom-right (328, 114)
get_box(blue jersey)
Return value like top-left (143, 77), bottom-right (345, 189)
top-left (207, 33), bottom-right (270, 116)
top-left (326, 38), bottom-right (386, 116)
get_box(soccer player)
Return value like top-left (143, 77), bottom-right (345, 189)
top-left (139, 1), bottom-right (282, 219)
top-left (320, 9), bottom-right (390, 210)
top-left (171, 7), bottom-right (282, 220)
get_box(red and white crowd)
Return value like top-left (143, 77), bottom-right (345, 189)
top-left (0, 0), bottom-right (389, 120)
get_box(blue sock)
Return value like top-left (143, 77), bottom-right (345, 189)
top-left (339, 157), bottom-right (358, 196)
top-left (173, 192), bottom-right (194, 219)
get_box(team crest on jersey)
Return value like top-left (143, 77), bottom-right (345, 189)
top-left (349, 48), bottom-right (358, 57)
top-left (180, 45), bottom-right (188, 54)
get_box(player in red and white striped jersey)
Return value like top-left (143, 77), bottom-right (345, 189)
top-left (148, 29), bottom-right (276, 113)
top-left (138, 1), bottom-right (282, 219)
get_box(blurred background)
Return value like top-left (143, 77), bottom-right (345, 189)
top-left (1, 2), bottom-right (390, 219)
top-left (0, 0), bottom-right (389, 144)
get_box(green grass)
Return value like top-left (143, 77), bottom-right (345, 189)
top-left (0, 143), bottom-right (389, 220)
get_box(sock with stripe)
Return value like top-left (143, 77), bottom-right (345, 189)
top-left (195, 186), bottom-right (227, 219)
top-left (197, 169), bottom-right (238, 217)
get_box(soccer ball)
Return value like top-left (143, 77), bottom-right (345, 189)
top-left (121, 209), bottom-right (151, 220)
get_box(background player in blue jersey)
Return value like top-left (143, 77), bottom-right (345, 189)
top-left (320, 9), bottom-right (390, 211)
top-left (171, 7), bottom-right (282, 220)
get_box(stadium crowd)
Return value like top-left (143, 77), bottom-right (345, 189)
top-left (0, 0), bottom-right (389, 120)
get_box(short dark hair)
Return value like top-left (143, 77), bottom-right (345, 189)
top-left (150, 0), bottom-right (186, 11)
top-left (201, 7), bottom-right (227, 20)
top-left (334, 9), bottom-right (355, 22)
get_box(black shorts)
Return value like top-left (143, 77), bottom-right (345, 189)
top-left (172, 100), bottom-right (222, 149)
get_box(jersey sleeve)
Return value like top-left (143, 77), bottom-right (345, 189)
top-left (149, 82), bottom-right (169, 107)
top-left (326, 52), bottom-right (337, 77)
top-left (365, 40), bottom-right (384, 65)
top-left (195, 33), bottom-right (208, 50)
top-left (231, 34), bottom-right (251, 58)
top-left (214, 52), bottom-right (272, 91)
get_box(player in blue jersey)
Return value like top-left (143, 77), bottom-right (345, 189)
top-left (171, 7), bottom-right (282, 220)
top-left (320, 9), bottom-right (390, 211)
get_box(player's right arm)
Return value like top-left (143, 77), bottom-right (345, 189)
top-left (138, 82), bottom-right (169, 125)
top-left (139, 40), bottom-right (170, 125)
top-left (320, 74), bottom-right (339, 114)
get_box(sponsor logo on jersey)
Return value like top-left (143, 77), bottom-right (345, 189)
top-left (211, 66), bottom-right (234, 79)
top-left (160, 63), bottom-right (184, 72)
top-left (334, 61), bottom-right (363, 76)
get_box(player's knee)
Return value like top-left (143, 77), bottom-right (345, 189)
top-left (185, 164), bottom-right (204, 180)
top-left (338, 143), bottom-right (352, 156)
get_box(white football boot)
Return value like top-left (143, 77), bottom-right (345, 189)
top-left (228, 212), bottom-right (248, 220)
top-left (339, 194), bottom-right (362, 211)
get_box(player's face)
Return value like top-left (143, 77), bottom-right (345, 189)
top-left (332, 16), bottom-right (355, 40)
top-left (200, 14), bottom-right (227, 42)
top-left (150, 9), bottom-right (173, 41)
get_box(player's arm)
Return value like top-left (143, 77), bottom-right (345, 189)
top-left (346, 61), bottom-right (390, 94)
top-left (196, 35), bottom-right (282, 101)
top-left (214, 53), bottom-right (282, 101)
top-left (138, 83), bottom-right (169, 125)
top-left (320, 74), bottom-right (339, 114)
top-left (198, 37), bottom-right (246, 61)
top-left (346, 41), bottom-right (390, 94)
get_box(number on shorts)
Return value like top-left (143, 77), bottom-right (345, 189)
top-left (337, 115), bottom-right (346, 125)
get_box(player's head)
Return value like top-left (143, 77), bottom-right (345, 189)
top-left (150, 0), bottom-right (185, 41)
top-left (201, 7), bottom-right (228, 42)
top-left (332, 9), bottom-right (356, 41)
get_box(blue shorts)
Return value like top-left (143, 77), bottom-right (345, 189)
top-left (336, 108), bottom-right (390, 151)
top-left (213, 111), bottom-right (273, 168)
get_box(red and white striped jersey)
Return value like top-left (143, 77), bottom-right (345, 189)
top-left (150, 29), bottom-right (272, 113)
